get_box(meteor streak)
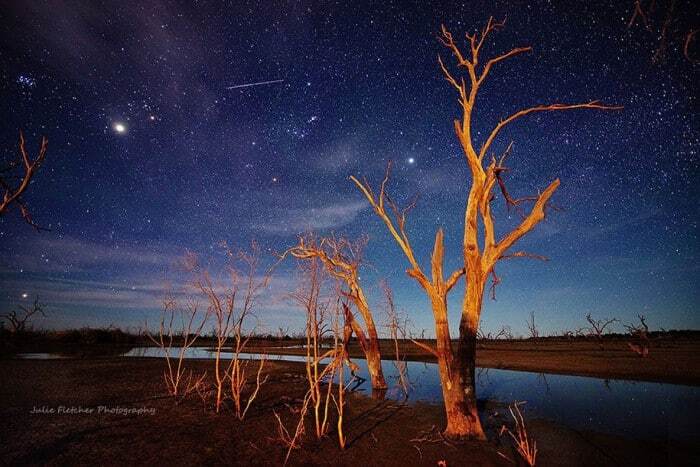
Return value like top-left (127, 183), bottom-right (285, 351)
top-left (226, 79), bottom-right (284, 90)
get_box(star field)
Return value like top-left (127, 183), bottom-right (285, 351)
top-left (0, 1), bottom-right (697, 335)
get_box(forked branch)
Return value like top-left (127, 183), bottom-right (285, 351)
top-left (0, 131), bottom-right (48, 230)
top-left (350, 164), bottom-right (463, 292)
top-left (486, 178), bottom-right (560, 269)
top-left (350, 163), bottom-right (427, 287)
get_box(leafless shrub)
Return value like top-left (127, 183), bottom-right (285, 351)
top-left (499, 325), bottom-right (514, 340)
top-left (477, 324), bottom-right (513, 341)
top-left (499, 402), bottom-right (537, 466)
top-left (284, 233), bottom-right (387, 390)
top-left (191, 242), bottom-right (272, 416)
top-left (145, 293), bottom-right (209, 398)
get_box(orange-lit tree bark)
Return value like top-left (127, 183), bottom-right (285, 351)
top-left (284, 234), bottom-right (387, 391)
top-left (352, 17), bottom-right (621, 439)
top-left (0, 131), bottom-right (48, 230)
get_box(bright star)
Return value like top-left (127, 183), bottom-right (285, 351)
top-left (113, 122), bottom-right (127, 134)
top-left (407, 157), bottom-right (415, 164)
top-left (21, 293), bottom-right (28, 299)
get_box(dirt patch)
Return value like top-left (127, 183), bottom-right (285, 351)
top-left (0, 358), bottom-right (697, 466)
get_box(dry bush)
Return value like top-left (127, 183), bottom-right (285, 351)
top-left (499, 403), bottom-right (537, 466)
top-left (145, 293), bottom-right (209, 399)
top-left (584, 313), bottom-right (618, 349)
top-left (275, 257), bottom-right (348, 464)
top-left (477, 324), bottom-right (513, 341)
top-left (190, 242), bottom-right (272, 417)
top-left (625, 314), bottom-right (650, 357)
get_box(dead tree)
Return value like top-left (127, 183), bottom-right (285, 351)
top-left (526, 311), bottom-right (540, 340)
top-left (2, 297), bottom-right (46, 333)
top-left (500, 325), bottom-right (514, 340)
top-left (351, 17), bottom-right (621, 439)
top-left (625, 314), bottom-right (650, 357)
top-left (284, 234), bottom-right (387, 391)
top-left (1, 131), bottom-right (48, 230)
top-left (478, 324), bottom-right (512, 342)
top-left (584, 313), bottom-right (618, 349)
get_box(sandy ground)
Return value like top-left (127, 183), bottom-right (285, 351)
top-left (1, 358), bottom-right (698, 466)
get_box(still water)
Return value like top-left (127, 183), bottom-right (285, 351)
top-left (20, 347), bottom-right (700, 442)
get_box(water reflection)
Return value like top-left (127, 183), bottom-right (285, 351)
top-left (15, 352), bottom-right (67, 360)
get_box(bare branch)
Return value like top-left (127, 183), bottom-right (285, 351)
top-left (445, 267), bottom-right (466, 292)
top-left (2, 296), bottom-right (46, 333)
top-left (499, 251), bottom-right (549, 262)
top-left (0, 131), bottom-right (49, 230)
top-left (479, 102), bottom-right (623, 162)
top-left (684, 29), bottom-right (699, 63)
top-left (488, 179), bottom-right (560, 267)
top-left (350, 164), bottom-right (428, 287)
top-left (410, 338), bottom-right (440, 359)
top-left (526, 311), bottom-right (539, 340)
top-left (478, 46), bottom-right (531, 85)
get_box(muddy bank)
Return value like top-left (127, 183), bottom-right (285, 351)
top-left (1, 358), bottom-right (697, 466)
top-left (6, 335), bottom-right (700, 386)
top-left (237, 337), bottom-right (700, 386)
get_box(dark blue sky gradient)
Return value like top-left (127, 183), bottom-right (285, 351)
top-left (1, 1), bottom-right (697, 336)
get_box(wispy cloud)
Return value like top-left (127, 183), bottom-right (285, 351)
top-left (308, 137), bottom-right (363, 173)
top-left (1, 235), bottom-right (183, 275)
top-left (0, 250), bottom-right (302, 331)
top-left (253, 200), bottom-right (367, 235)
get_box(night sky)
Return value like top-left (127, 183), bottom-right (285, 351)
top-left (1, 1), bottom-right (697, 336)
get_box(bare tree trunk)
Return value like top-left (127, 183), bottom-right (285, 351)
top-left (433, 289), bottom-right (485, 439)
top-left (354, 292), bottom-right (387, 391)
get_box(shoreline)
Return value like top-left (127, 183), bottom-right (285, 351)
top-left (220, 337), bottom-right (700, 386)
top-left (2, 358), bottom-right (698, 466)
top-left (5, 336), bottom-right (700, 386)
